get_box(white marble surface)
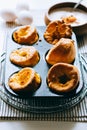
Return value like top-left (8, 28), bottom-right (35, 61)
top-left (0, 0), bottom-right (87, 130)
top-left (0, 121), bottom-right (87, 130)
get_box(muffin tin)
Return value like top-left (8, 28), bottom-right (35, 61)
top-left (4, 26), bottom-right (83, 98)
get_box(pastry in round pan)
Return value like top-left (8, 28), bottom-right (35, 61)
top-left (12, 25), bottom-right (39, 45)
top-left (46, 38), bottom-right (76, 65)
top-left (8, 67), bottom-right (41, 94)
top-left (44, 20), bottom-right (72, 45)
top-left (47, 63), bottom-right (80, 93)
top-left (10, 46), bottom-right (40, 67)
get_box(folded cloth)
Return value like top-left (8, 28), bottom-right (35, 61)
top-left (79, 53), bottom-right (87, 96)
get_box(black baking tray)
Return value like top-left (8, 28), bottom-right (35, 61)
top-left (3, 26), bottom-right (83, 98)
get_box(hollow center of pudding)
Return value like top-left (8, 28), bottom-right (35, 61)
top-left (19, 51), bottom-right (27, 57)
top-left (59, 74), bottom-right (70, 84)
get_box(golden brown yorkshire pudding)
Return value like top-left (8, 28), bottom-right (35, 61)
top-left (13, 25), bottom-right (39, 45)
top-left (44, 20), bottom-right (72, 45)
top-left (46, 38), bottom-right (76, 65)
top-left (8, 67), bottom-right (41, 94)
top-left (47, 63), bottom-right (80, 93)
top-left (10, 46), bottom-right (40, 67)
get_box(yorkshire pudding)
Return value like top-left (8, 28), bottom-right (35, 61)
top-left (8, 67), bottom-right (41, 94)
top-left (13, 25), bottom-right (39, 45)
top-left (47, 63), bottom-right (80, 93)
top-left (46, 38), bottom-right (76, 65)
top-left (44, 20), bottom-right (72, 45)
top-left (10, 46), bottom-right (40, 67)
